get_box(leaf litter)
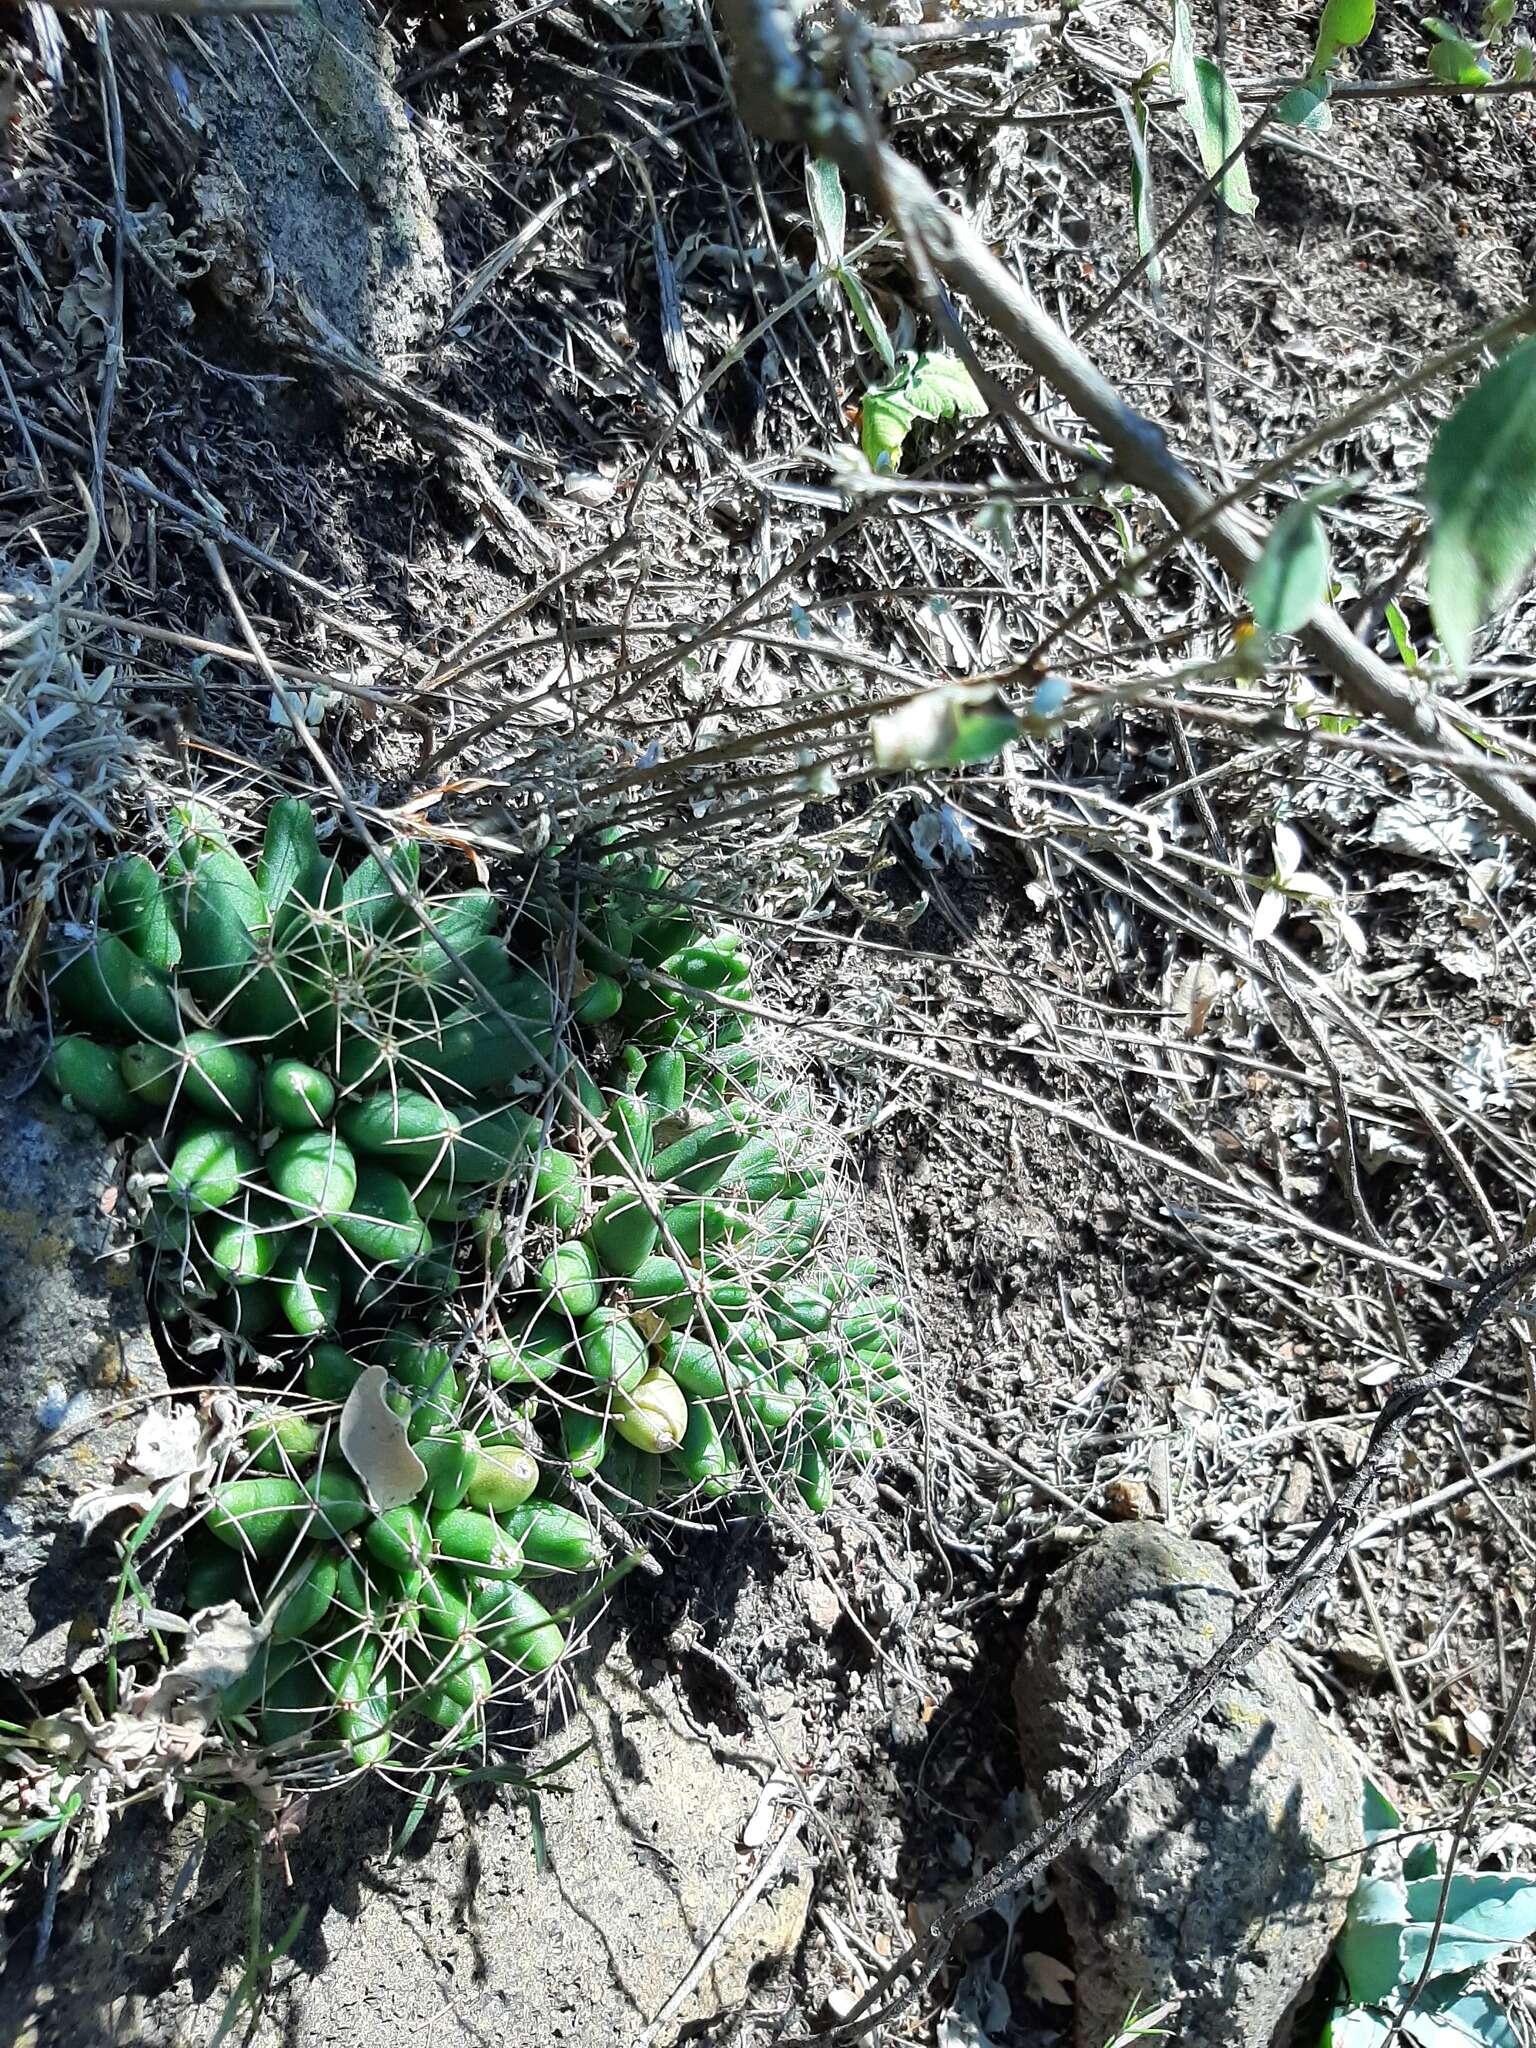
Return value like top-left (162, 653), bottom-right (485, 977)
top-left (3, 0), bottom-right (1536, 2040)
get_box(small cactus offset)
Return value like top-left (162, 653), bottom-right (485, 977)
top-left (43, 801), bottom-right (912, 1767)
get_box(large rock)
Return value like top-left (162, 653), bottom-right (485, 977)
top-left (7, 1638), bottom-right (813, 2046)
top-left (1013, 1524), bottom-right (1361, 2048)
top-left (0, 1066), bottom-right (167, 1681)
top-left (178, 0), bottom-right (449, 367)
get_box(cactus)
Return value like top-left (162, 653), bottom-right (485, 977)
top-left (43, 807), bottom-right (911, 1767)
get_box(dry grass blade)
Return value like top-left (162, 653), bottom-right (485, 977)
top-left (0, 494), bottom-right (137, 874)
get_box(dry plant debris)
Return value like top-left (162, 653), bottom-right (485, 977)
top-left (2, 0), bottom-right (1536, 2041)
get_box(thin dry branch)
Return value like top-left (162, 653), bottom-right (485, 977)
top-left (710, 0), bottom-right (1536, 848)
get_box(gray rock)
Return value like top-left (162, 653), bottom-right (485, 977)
top-left (0, 1065), bottom-right (167, 1682)
top-left (1013, 1523), bottom-right (1361, 2048)
top-left (180, 0), bottom-right (448, 367)
top-left (8, 1638), bottom-right (813, 2046)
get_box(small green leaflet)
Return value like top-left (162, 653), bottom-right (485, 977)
top-left (1248, 503), bottom-right (1329, 633)
top-left (806, 157), bottom-right (847, 269)
top-left (839, 267), bottom-right (896, 371)
top-left (1360, 1776), bottom-right (1402, 1846)
top-left (1316, 0), bottom-right (1376, 72)
top-left (1384, 599), bottom-right (1419, 669)
top-left (1276, 75), bottom-right (1333, 129)
top-left (1113, 87), bottom-right (1162, 290)
top-left (1246, 479), bottom-right (1353, 634)
top-left (1423, 15), bottom-right (1492, 82)
top-left (871, 683), bottom-right (1020, 770)
top-left (1170, 1), bottom-right (1257, 215)
top-left (859, 349), bottom-right (986, 472)
top-left (1191, 58), bottom-right (1257, 211)
top-left (903, 351), bottom-right (985, 418)
top-left (808, 158), bottom-right (896, 370)
top-left (1424, 335), bottom-right (1536, 674)
top-left (861, 391), bottom-right (914, 473)
top-left (1429, 37), bottom-right (1491, 82)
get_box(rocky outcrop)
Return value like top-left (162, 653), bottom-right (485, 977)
top-left (178, 0), bottom-right (449, 368)
top-left (6, 1638), bottom-right (812, 2048)
top-left (1014, 1522), bottom-right (1362, 2048)
top-left (0, 1061), bottom-right (167, 1681)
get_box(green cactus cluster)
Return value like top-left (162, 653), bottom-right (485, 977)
top-left (42, 801), bottom-right (911, 1766)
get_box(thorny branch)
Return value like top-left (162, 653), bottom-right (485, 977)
top-left (805, 1248), bottom-right (1536, 2042)
top-left (710, 0), bottom-right (1536, 848)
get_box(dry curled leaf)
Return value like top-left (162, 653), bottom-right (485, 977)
top-left (71, 1397), bottom-right (235, 1536)
top-left (1178, 958), bottom-right (1221, 1038)
top-left (1021, 1951), bottom-right (1075, 2007)
top-left (630, 1305), bottom-right (671, 1348)
top-left (132, 1601), bottom-right (264, 1725)
top-left (340, 1365), bottom-right (427, 1512)
top-left (26, 1603), bottom-right (259, 1843)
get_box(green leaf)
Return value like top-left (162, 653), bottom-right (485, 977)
top-left (1425, 336), bottom-right (1536, 674)
top-left (1169, 3), bottom-right (1198, 98)
top-left (1428, 35), bottom-right (1491, 82)
top-left (1410, 1985), bottom-right (1521, 2048)
top-left (1337, 1874), bottom-right (1408, 2005)
top-left (1192, 58), bottom-right (1258, 211)
top-left (1361, 1777), bottom-right (1402, 1846)
top-left (527, 1788), bottom-right (548, 1872)
top-left (1383, 599), bottom-right (1418, 670)
top-left (860, 388), bottom-right (917, 473)
top-left (1248, 499), bottom-right (1330, 633)
top-left (837, 266), bottom-right (896, 371)
top-left (904, 350), bottom-right (986, 422)
top-left (1316, 0), bottom-right (1376, 71)
top-left (1114, 87), bottom-right (1163, 287)
top-left (392, 1778), bottom-right (436, 1859)
top-left (1434, 43), bottom-right (1492, 83)
top-left (1170, 2), bottom-right (1258, 214)
top-left (1276, 76), bottom-right (1334, 129)
top-left (806, 156), bottom-right (846, 269)
top-left (1401, 1874), bottom-right (1536, 1980)
top-left (1483, 0), bottom-right (1514, 32)
top-left (870, 684), bottom-right (1021, 770)
top-left (1512, 40), bottom-right (1535, 81)
top-left (1322, 0), bottom-right (1376, 41)
top-left (1327, 2011), bottom-right (1397, 2048)
top-left (858, 350), bottom-right (985, 472)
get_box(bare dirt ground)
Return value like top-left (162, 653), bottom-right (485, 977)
top-left (4, 0), bottom-right (1536, 2041)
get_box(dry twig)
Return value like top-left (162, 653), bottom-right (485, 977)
top-left (710, 0), bottom-right (1536, 846)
